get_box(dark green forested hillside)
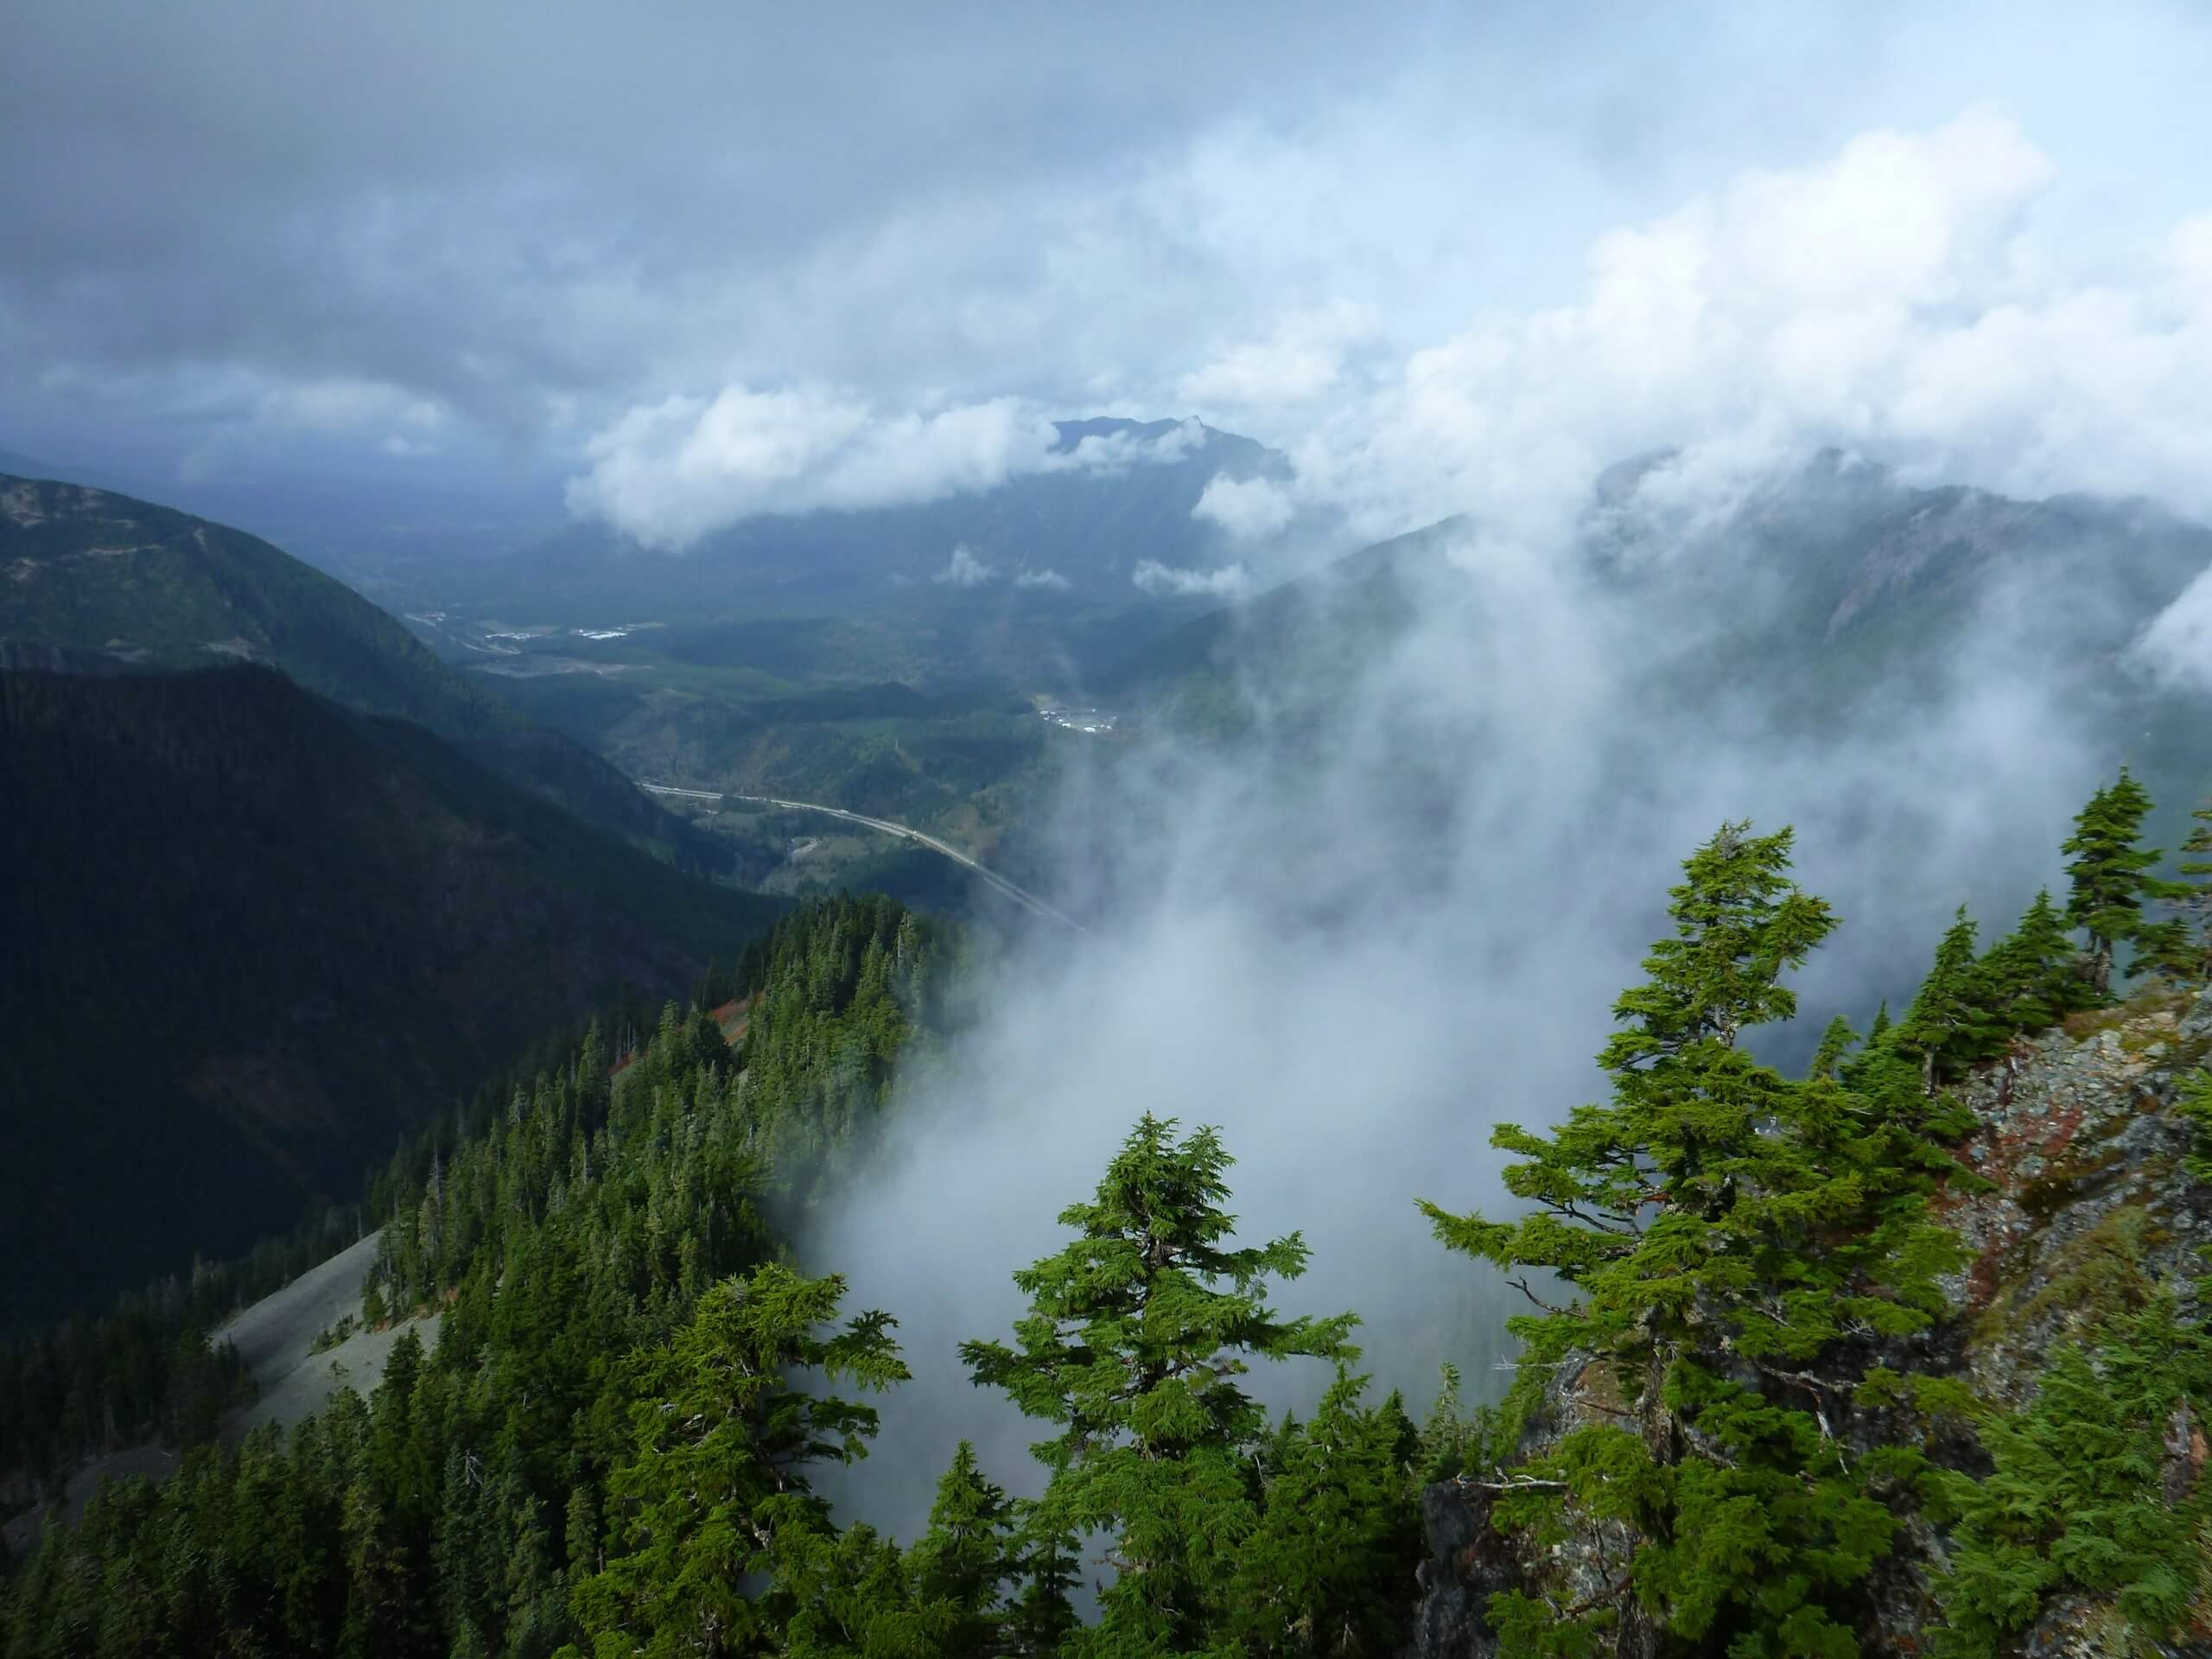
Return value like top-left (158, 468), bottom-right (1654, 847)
top-left (0, 665), bottom-right (784, 1330)
top-left (4, 779), bottom-right (2208, 1656)
top-left (0, 474), bottom-right (739, 873)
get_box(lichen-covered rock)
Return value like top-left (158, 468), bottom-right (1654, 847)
top-left (1405, 987), bottom-right (2212, 1658)
top-left (1941, 989), bottom-right (2211, 1410)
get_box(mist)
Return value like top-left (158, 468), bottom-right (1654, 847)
top-left (801, 446), bottom-right (2132, 1541)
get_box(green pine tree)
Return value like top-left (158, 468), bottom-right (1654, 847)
top-left (1806, 1014), bottom-right (1859, 1083)
top-left (2063, 769), bottom-right (2177, 996)
top-left (905, 1443), bottom-right (1019, 1657)
top-left (1896, 907), bottom-right (1995, 1091)
top-left (1419, 822), bottom-right (1970, 1656)
top-left (962, 1115), bottom-right (1359, 1657)
top-left (1228, 1371), bottom-right (1422, 1657)
top-left (2176, 797), bottom-right (2212, 978)
top-left (568, 1264), bottom-right (907, 1658)
top-left (1934, 1297), bottom-right (2212, 1656)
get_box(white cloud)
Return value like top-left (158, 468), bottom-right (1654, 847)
top-left (1053, 416), bottom-right (1207, 474)
top-left (1278, 108), bottom-right (2212, 541)
top-left (1192, 473), bottom-right (1295, 540)
top-left (1132, 558), bottom-right (1252, 600)
top-left (1177, 298), bottom-right (1379, 408)
top-left (566, 395), bottom-right (1221, 550)
top-left (2133, 567), bottom-right (2212, 693)
top-left (934, 544), bottom-right (998, 588)
top-left (565, 387), bottom-right (1062, 550)
top-left (1014, 566), bottom-right (1070, 590)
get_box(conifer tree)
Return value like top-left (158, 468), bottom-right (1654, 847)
top-left (1806, 1014), bottom-right (1859, 1082)
top-left (1896, 907), bottom-right (1994, 1090)
top-left (1228, 1372), bottom-right (1421, 1657)
top-left (962, 1115), bottom-right (1359, 1657)
top-left (1934, 1297), bottom-right (2212, 1656)
top-left (2176, 797), bottom-right (2212, 977)
top-left (2062, 769), bottom-right (2177, 995)
top-left (1975, 887), bottom-right (2090, 1033)
top-left (906, 1442), bottom-right (1020, 1657)
top-left (569, 1265), bottom-right (907, 1658)
top-left (1420, 822), bottom-right (1968, 1656)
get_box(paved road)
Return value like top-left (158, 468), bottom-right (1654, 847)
top-left (641, 782), bottom-right (1083, 931)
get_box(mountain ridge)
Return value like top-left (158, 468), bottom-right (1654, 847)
top-left (0, 473), bottom-right (739, 871)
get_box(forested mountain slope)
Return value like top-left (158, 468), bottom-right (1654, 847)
top-left (5, 777), bottom-right (2209, 1656)
top-left (0, 474), bottom-right (733, 872)
top-left (0, 665), bottom-right (784, 1330)
top-left (0, 474), bottom-right (505, 732)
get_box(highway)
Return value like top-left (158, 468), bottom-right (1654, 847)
top-left (639, 782), bottom-right (1083, 931)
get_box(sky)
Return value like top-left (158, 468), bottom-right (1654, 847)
top-left (6, 0), bottom-right (2212, 552)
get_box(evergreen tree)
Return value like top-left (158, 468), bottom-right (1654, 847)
top-left (905, 1442), bottom-right (1020, 1657)
top-left (2062, 769), bottom-right (2177, 995)
top-left (567, 1266), bottom-right (906, 1657)
top-left (1976, 887), bottom-right (2090, 1033)
top-left (1895, 907), bottom-right (1994, 1090)
top-left (962, 1115), bottom-right (1359, 1657)
top-left (2175, 796), bottom-right (2212, 978)
top-left (1934, 1297), bottom-right (2212, 1656)
top-left (1806, 1014), bottom-right (1858, 1083)
top-left (1228, 1373), bottom-right (1421, 1657)
top-left (1420, 822), bottom-right (1969, 1656)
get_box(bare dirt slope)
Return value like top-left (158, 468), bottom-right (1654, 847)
top-left (3, 1230), bottom-right (438, 1554)
top-left (216, 1230), bottom-right (441, 1440)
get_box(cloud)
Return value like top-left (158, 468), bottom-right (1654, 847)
top-left (563, 396), bottom-right (1234, 548)
top-left (1013, 565), bottom-right (1069, 590)
top-left (564, 388), bottom-right (1061, 550)
top-left (1281, 108), bottom-right (2212, 542)
top-left (792, 106), bottom-right (2212, 1540)
top-left (934, 544), bottom-right (998, 588)
top-left (1131, 558), bottom-right (1253, 599)
top-left (2133, 568), bottom-right (2212, 693)
top-left (1176, 298), bottom-right (1379, 407)
top-left (1052, 417), bottom-right (1208, 474)
top-left (1192, 473), bottom-right (1296, 539)
top-left (21, 1), bottom-right (2212, 510)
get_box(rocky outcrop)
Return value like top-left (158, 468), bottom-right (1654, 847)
top-left (1407, 988), bottom-right (2212, 1658)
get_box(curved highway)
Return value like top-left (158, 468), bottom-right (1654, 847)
top-left (640, 782), bottom-right (1083, 931)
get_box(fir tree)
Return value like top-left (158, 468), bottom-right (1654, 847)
top-left (906, 1442), bottom-right (1020, 1657)
top-left (1896, 906), bottom-right (1994, 1091)
top-left (2062, 769), bottom-right (2177, 996)
top-left (1806, 1014), bottom-right (1859, 1083)
top-left (569, 1265), bottom-right (907, 1658)
top-left (1228, 1373), bottom-right (1421, 1657)
top-left (962, 1115), bottom-right (1359, 1657)
top-left (1934, 1297), bottom-right (2212, 1656)
top-left (1420, 822), bottom-right (1969, 1656)
top-left (2176, 796), bottom-right (2212, 978)
top-left (1976, 887), bottom-right (2090, 1033)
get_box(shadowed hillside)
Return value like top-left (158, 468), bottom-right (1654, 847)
top-left (0, 664), bottom-right (784, 1329)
